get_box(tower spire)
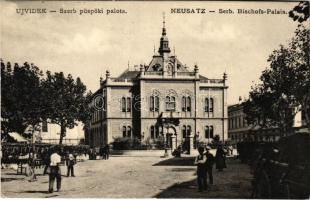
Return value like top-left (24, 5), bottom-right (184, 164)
top-left (158, 13), bottom-right (170, 56)
top-left (163, 12), bottom-right (165, 28)
top-left (162, 12), bottom-right (167, 36)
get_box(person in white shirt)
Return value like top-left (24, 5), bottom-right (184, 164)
top-left (48, 147), bottom-right (62, 193)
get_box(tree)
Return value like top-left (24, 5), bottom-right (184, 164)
top-left (244, 25), bottom-right (310, 132)
top-left (1, 60), bottom-right (46, 141)
top-left (289, 1), bottom-right (309, 23)
top-left (42, 71), bottom-right (89, 144)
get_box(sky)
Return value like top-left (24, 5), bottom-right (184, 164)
top-left (1, 1), bottom-right (303, 105)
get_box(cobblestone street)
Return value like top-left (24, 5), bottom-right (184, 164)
top-left (1, 155), bottom-right (252, 198)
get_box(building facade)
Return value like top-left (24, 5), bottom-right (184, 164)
top-left (86, 21), bottom-right (228, 151)
top-left (24, 121), bottom-right (85, 145)
top-left (228, 102), bottom-right (307, 143)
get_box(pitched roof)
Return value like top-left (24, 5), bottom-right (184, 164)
top-left (8, 132), bottom-right (28, 143)
top-left (199, 75), bottom-right (208, 80)
top-left (115, 69), bottom-right (140, 81)
top-left (146, 56), bottom-right (189, 72)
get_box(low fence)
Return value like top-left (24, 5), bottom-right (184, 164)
top-left (40, 139), bottom-right (82, 145)
top-left (1, 143), bottom-right (90, 164)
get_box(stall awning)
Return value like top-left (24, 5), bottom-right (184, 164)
top-left (8, 132), bottom-right (28, 143)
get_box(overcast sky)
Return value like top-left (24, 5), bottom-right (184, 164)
top-left (1, 1), bottom-right (302, 105)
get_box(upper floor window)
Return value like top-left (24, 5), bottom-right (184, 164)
top-left (121, 97), bottom-right (131, 113)
top-left (166, 96), bottom-right (176, 111)
top-left (122, 97), bottom-right (126, 112)
top-left (205, 125), bottom-right (214, 139)
top-left (182, 96), bottom-right (191, 112)
top-left (209, 98), bottom-right (214, 112)
top-left (150, 96), bottom-right (160, 112)
top-left (126, 97), bottom-right (131, 112)
top-left (204, 97), bottom-right (214, 113)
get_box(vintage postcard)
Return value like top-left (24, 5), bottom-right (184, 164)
top-left (1, 0), bottom-right (309, 199)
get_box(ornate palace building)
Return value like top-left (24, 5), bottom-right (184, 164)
top-left (85, 20), bottom-right (228, 152)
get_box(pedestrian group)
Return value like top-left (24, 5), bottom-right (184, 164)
top-left (194, 145), bottom-right (227, 192)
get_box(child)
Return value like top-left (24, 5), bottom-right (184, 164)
top-left (194, 146), bottom-right (207, 192)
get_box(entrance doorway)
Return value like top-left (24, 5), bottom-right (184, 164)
top-left (166, 126), bottom-right (176, 149)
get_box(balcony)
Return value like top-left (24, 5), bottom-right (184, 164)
top-left (161, 111), bottom-right (181, 118)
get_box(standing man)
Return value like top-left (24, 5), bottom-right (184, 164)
top-left (215, 144), bottom-right (227, 171)
top-left (104, 145), bottom-right (110, 160)
top-left (28, 153), bottom-right (37, 182)
top-left (49, 147), bottom-right (62, 193)
top-left (204, 146), bottom-right (215, 185)
top-left (42, 148), bottom-right (50, 175)
top-left (194, 146), bottom-right (207, 192)
top-left (66, 152), bottom-right (75, 177)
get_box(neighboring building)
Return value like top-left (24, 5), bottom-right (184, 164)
top-left (86, 20), bottom-right (228, 152)
top-left (24, 121), bottom-right (85, 145)
top-left (228, 102), bottom-right (307, 143)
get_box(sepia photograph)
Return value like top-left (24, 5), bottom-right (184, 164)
top-left (1, 0), bottom-right (309, 199)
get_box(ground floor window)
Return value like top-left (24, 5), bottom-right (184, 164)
top-left (205, 126), bottom-right (214, 139)
top-left (150, 126), bottom-right (161, 139)
top-left (182, 125), bottom-right (191, 138)
top-left (122, 126), bottom-right (132, 137)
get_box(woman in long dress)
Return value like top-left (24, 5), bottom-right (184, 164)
top-left (215, 145), bottom-right (226, 171)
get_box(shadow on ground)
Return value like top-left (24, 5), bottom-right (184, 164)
top-left (22, 190), bottom-right (50, 194)
top-left (154, 157), bottom-right (252, 199)
top-left (1, 177), bottom-right (25, 182)
top-left (153, 156), bottom-right (195, 166)
top-left (154, 177), bottom-right (250, 199)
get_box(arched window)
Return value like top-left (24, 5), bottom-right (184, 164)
top-left (122, 126), bottom-right (127, 137)
top-left (150, 96), bottom-right (160, 112)
top-left (127, 126), bottom-right (132, 137)
top-left (187, 126), bottom-right (191, 137)
top-left (150, 96), bottom-right (154, 111)
top-left (210, 126), bottom-right (214, 138)
top-left (121, 97), bottom-right (126, 112)
top-left (205, 126), bottom-right (209, 138)
top-left (209, 98), bottom-right (214, 113)
top-left (182, 96), bottom-right (191, 112)
top-left (171, 97), bottom-right (176, 110)
top-left (155, 126), bottom-right (160, 138)
top-left (127, 97), bottom-right (131, 112)
top-left (182, 97), bottom-right (186, 111)
top-left (205, 98), bottom-right (209, 112)
top-left (187, 97), bottom-right (191, 111)
top-left (150, 126), bottom-right (155, 139)
top-left (166, 96), bottom-right (176, 111)
top-left (182, 125), bottom-right (187, 138)
top-left (155, 96), bottom-right (159, 111)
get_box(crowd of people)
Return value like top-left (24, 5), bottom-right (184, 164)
top-left (194, 144), bottom-right (228, 192)
top-left (1, 142), bottom-right (231, 194)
